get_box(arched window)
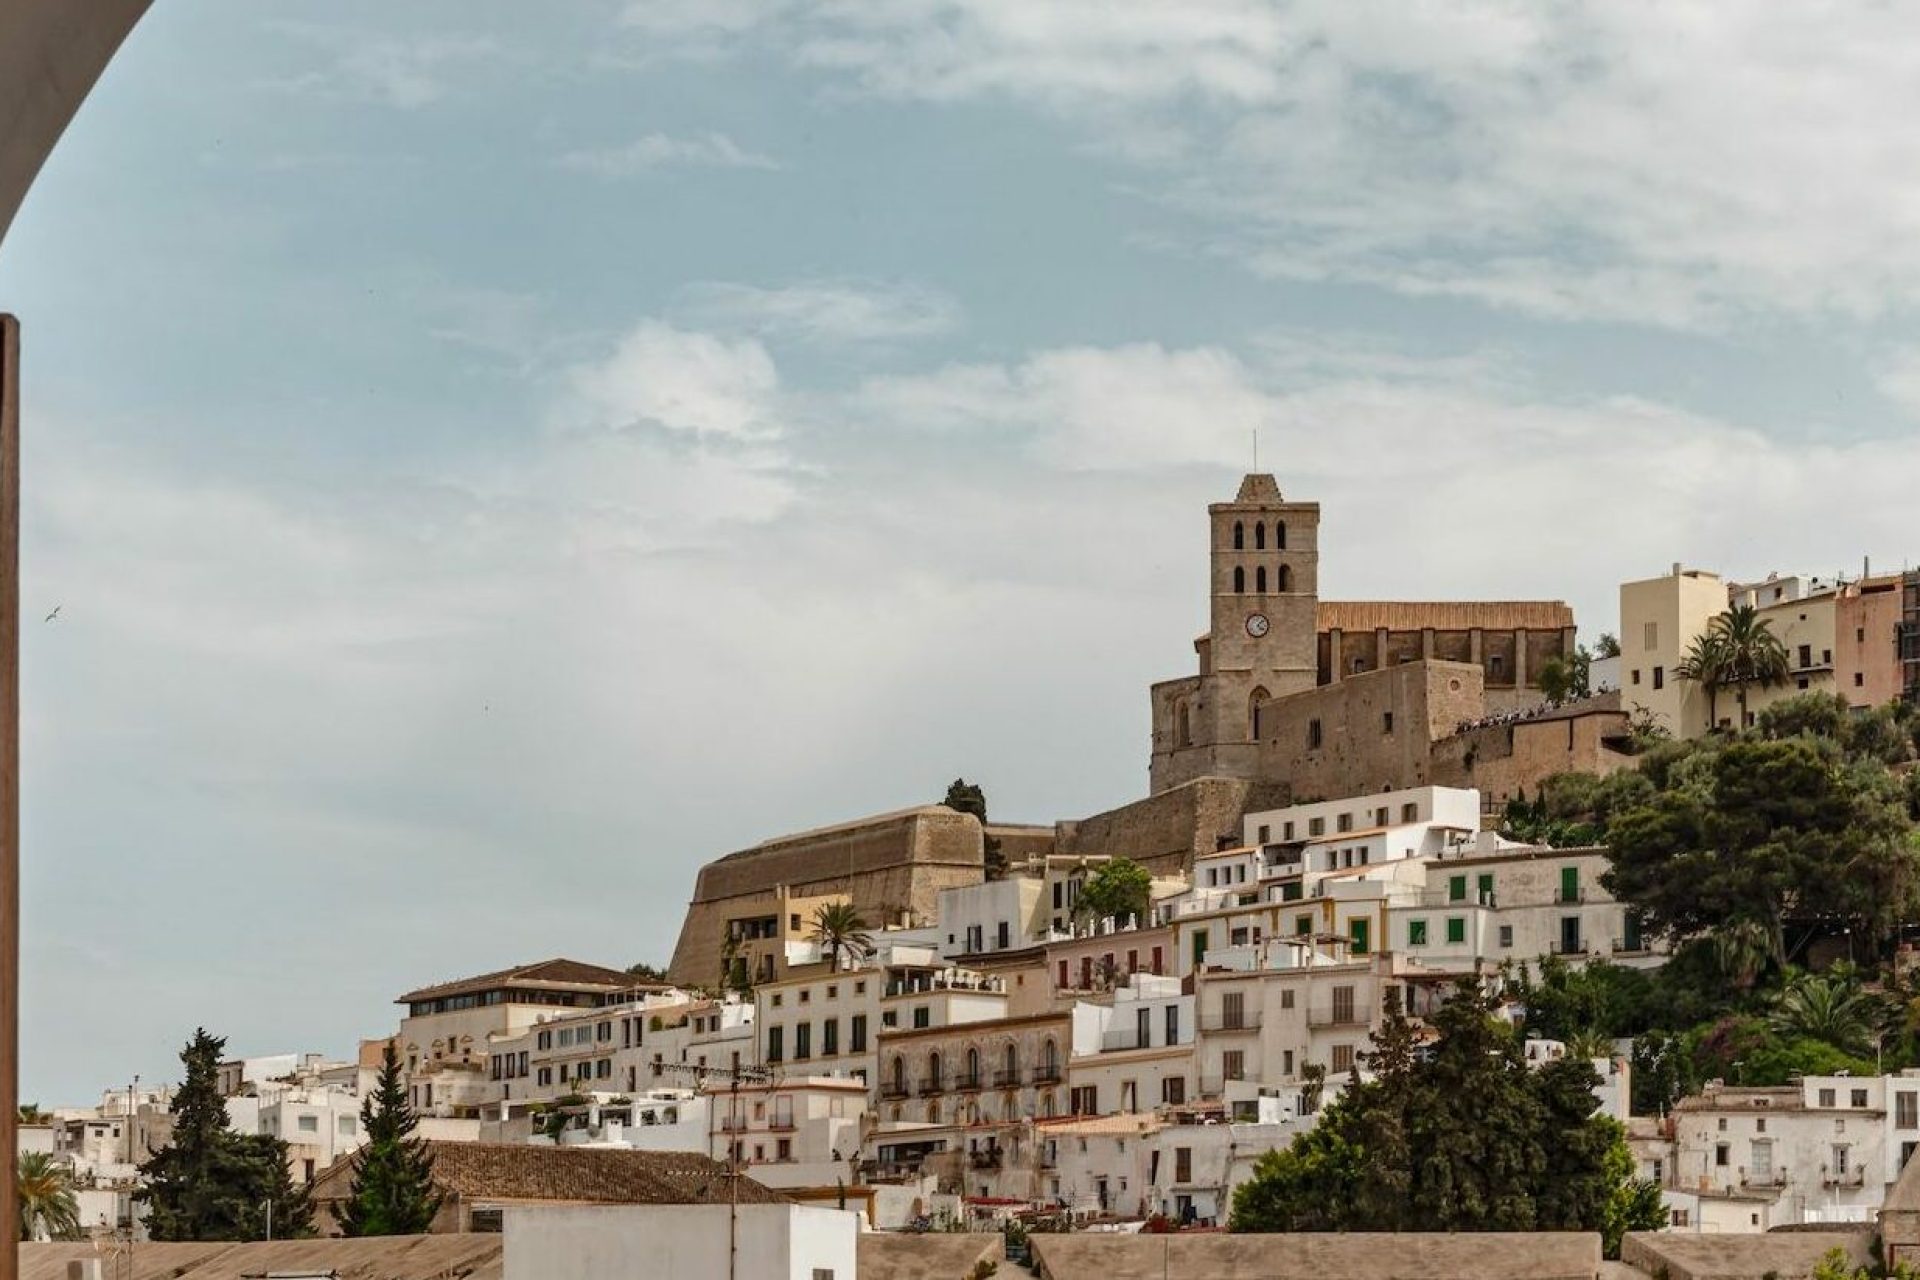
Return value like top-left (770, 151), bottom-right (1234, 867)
top-left (1255, 522), bottom-right (1266, 550)
top-left (1042, 1039), bottom-right (1058, 1074)
top-left (891, 1056), bottom-right (905, 1093)
top-left (927, 1051), bottom-right (943, 1090)
top-left (1175, 699), bottom-right (1192, 750)
top-left (1255, 566), bottom-right (1268, 593)
top-left (1003, 1043), bottom-right (1018, 1086)
top-left (1233, 566), bottom-right (1246, 594)
top-left (966, 1047), bottom-right (980, 1087)
top-left (1278, 564), bottom-right (1292, 593)
top-left (1232, 521), bottom-right (1244, 550)
top-left (1249, 687), bottom-right (1270, 741)
top-left (1275, 521), bottom-right (1287, 549)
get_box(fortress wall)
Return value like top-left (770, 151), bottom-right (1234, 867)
top-left (1056, 777), bottom-right (1285, 876)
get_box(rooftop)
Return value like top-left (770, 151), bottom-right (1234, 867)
top-left (396, 958), bottom-right (643, 1005)
top-left (309, 1141), bottom-right (788, 1209)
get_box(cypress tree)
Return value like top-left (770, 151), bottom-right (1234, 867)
top-left (139, 1028), bottom-right (312, 1241)
top-left (335, 1041), bottom-right (443, 1236)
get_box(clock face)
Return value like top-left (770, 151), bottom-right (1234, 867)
top-left (1246, 613), bottom-right (1270, 638)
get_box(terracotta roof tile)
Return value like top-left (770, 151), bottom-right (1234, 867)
top-left (311, 1141), bottom-right (789, 1209)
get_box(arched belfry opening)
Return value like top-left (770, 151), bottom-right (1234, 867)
top-left (1249, 686), bottom-right (1271, 740)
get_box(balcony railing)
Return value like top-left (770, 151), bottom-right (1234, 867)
top-left (878, 1080), bottom-right (911, 1101)
top-left (768, 1117), bottom-right (796, 1132)
top-left (993, 1068), bottom-right (1022, 1088)
top-left (1554, 888), bottom-right (1588, 905)
top-left (1200, 1012), bottom-right (1261, 1033)
top-left (1307, 1007), bottom-right (1366, 1028)
top-left (1032, 1064), bottom-right (1062, 1085)
top-left (1611, 937), bottom-right (1650, 955)
top-left (1822, 1166), bottom-right (1867, 1188)
top-left (918, 1077), bottom-right (945, 1096)
top-left (1739, 1167), bottom-right (1787, 1189)
top-left (969, 1147), bottom-right (1004, 1170)
top-left (1550, 939), bottom-right (1589, 956)
top-left (953, 1071), bottom-right (983, 1092)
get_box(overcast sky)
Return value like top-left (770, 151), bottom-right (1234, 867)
top-left (5, 1), bottom-right (1920, 1103)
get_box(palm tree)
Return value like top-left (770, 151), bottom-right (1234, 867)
top-left (1712, 920), bottom-right (1773, 991)
top-left (1770, 974), bottom-right (1880, 1055)
top-left (17, 1152), bottom-right (81, 1241)
top-left (1676, 630), bottom-right (1730, 731)
top-left (1708, 604), bottom-right (1791, 730)
top-left (1563, 1027), bottom-right (1616, 1062)
top-left (810, 902), bottom-right (874, 973)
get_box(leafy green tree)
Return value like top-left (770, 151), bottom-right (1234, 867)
top-left (139, 1028), bottom-right (313, 1241)
top-left (17, 1152), bottom-right (81, 1241)
top-left (16, 1104), bottom-right (46, 1125)
top-left (335, 1041), bottom-right (443, 1237)
top-left (1602, 736), bottom-right (1920, 960)
top-left (1075, 858), bottom-right (1153, 926)
top-left (1595, 632), bottom-right (1621, 659)
top-left (623, 962), bottom-right (667, 982)
top-left (1230, 981), bottom-right (1661, 1253)
top-left (810, 901), bottom-right (875, 973)
top-left (942, 778), bottom-right (1006, 878)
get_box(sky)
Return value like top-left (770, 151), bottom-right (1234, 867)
top-left (4, 1), bottom-right (1920, 1104)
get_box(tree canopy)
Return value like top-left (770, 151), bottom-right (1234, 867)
top-left (138, 1028), bottom-right (313, 1241)
top-left (1075, 857), bottom-right (1153, 926)
top-left (1229, 984), bottom-right (1662, 1254)
top-left (335, 1041), bottom-right (443, 1237)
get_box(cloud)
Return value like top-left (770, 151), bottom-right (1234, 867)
top-left (677, 280), bottom-right (961, 343)
top-left (260, 31), bottom-right (501, 109)
top-left (558, 132), bottom-right (780, 177)
top-left (621, 1), bottom-right (1920, 325)
top-left (560, 321), bottom-right (783, 440)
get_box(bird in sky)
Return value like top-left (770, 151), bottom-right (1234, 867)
top-left (43, 606), bottom-right (60, 623)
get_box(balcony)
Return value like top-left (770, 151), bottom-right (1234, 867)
top-left (1307, 1006), bottom-right (1366, 1028)
top-left (1739, 1167), bottom-right (1787, 1189)
top-left (1421, 890), bottom-right (1495, 908)
top-left (768, 1116), bottom-right (796, 1132)
top-left (993, 1068), bottom-right (1022, 1088)
top-left (969, 1147), bottom-right (1004, 1170)
top-left (1822, 1166), bottom-right (1867, 1189)
top-left (719, 1116), bottom-right (746, 1133)
top-left (953, 1071), bottom-right (984, 1092)
top-left (1550, 939), bottom-right (1589, 957)
top-left (1554, 888), bottom-right (1588, 905)
top-left (918, 1076), bottom-right (946, 1096)
top-left (1200, 1012), bottom-right (1262, 1033)
top-left (1032, 1064), bottom-right (1062, 1085)
top-left (878, 1080), bottom-right (911, 1101)
top-left (1611, 937), bottom-right (1651, 956)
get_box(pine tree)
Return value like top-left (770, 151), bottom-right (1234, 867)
top-left (139, 1028), bottom-right (311, 1241)
top-left (335, 1041), bottom-right (444, 1236)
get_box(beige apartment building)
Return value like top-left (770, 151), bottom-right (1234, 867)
top-left (1624, 566), bottom-right (1907, 735)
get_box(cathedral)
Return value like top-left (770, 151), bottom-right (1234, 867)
top-left (1148, 474), bottom-right (1579, 795)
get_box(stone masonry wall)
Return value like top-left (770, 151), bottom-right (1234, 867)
top-left (1056, 777), bottom-right (1287, 877)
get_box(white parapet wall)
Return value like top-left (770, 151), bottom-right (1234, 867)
top-left (504, 1202), bottom-right (860, 1280)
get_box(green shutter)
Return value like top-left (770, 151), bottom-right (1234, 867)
top-left (1448, 874), bottom-right (1466, 902)
top-left (1560, 866), bottom-right (1580, 903)
top-left (1349, 918), bottom-right (1370, 955)
top-left (1192, 929), bottom-right (1209, 967)
top-left (1408, 919), bottom-right (1428, 946)
top-left (1476, 873), bottom-right (1494, 905)
top-left (1446, 916), bottom-right (1466, 944)
top-left (1296, 914), bottom-right (1313, 937)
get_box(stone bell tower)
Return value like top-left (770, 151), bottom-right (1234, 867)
top-left (1150, 474), bottom-right (1321, 792)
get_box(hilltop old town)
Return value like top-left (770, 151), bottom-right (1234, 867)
top-left (16, 474), bottom-right (1920, 1278)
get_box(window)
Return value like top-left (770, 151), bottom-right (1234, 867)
top-left (1348, 918), bottom-right (1369, 955)
top-left (1293, 915), bottom-right (1311, 938)
top-left (1834, 1144), bottom-right (1851, 1175)
top-left (1331, 1044), bottom-right (1355, 1072)
top-left (1308, 719), bottom-right (1323, 750)
top-left (1448, 874), bottom-right (1466, 903)
top-left (1408, 919), bottom-right (1428, 946)
top-left (1560, 866), bottom-right (1580, 903)
top-left (1256, 566), bottom-right (1268, 593)
top-left (1070, 1085), bottom-right (1098, 1115)
top-left (1221, 992), bottom-right (1245, 1031)
top-left (1331, 985), bottom-right (1355, 1024)
top-left (1476, 873), bottom-right (1494, 904)
top-left (1281, 989), bottom-right (1296, 1010)
top-left (1162, 1076), bottom-right (1185, 1105)
top-left (1445, 917), bottom-right (1466, 944)
top-left (913, 1006), bottom-right (930, 1029)
top-left (1233, 521), bottom-right (1244, 550)
top-left (1799, 644), bottom-right (1813, 668)
top-left (1498, 925), bottom-right (1513, 948)
top-left (1818, 1087), bottom-right (1836, 1107)
top-left (297, 1115), bottom-right (318, 1133)
top-left (1652, 666), bottom-right (1664, 690)
top-left (1192, 929), bottom-right (1210, 968)
top-left (1337, 812), bottom-right (1354, 833)
top-left (1853, 1089), bottom-right (1870, 1108)
top-left (793, 1023), bottom-right (812, 1060)
top-left (1643, 621), bottom-right (1658, 650)
top-left (1233, 566), bottom-right (1246, 593)
top-left (1715, 1143), bottom-right (1729, 1167)
top-left (1308, 816), bottom-right (1325, 837)
top-left (1899, 1093), bottom-right (1917, 1129)
top-left (1166, 1004), bottom-right (1181, 1043)
top-left (1254, 522), bottom-right (1266, 550)
top-left (1222, 1050), bottom-right (1245, 1081)
top-left (1631, 669), bottom-right (1641, 685)
top-left (1175, 1147), bottom-right (1193, 1182)
top-left (766, 1027), bottom-right (784, 1063)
